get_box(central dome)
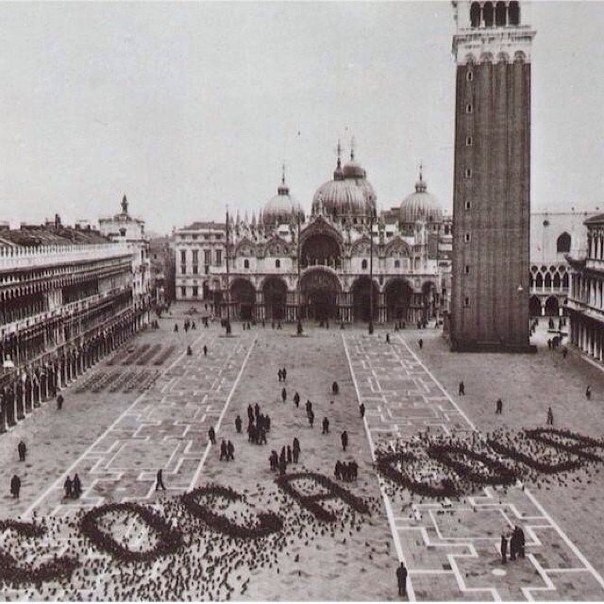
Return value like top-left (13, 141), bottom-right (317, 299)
top-left (312, 148), bottom-right (376, 220)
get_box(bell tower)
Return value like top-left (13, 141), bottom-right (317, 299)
top-left (450, 1), bottom-right (536, 351)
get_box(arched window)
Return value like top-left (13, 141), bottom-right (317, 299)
top-left (536, 273), bottom-right (543, 288)
top-left (544, 273), bottom-right (552, 288)
top-left (529, 274), bottom-right (534, 288)
top-left (361, 259), bottom-right (368, 270)
top-left (394, 259), bottom-right (400, 268)
top-left (495, 1), bottom-right (507, 26)
top-left (509, 1), bottom-right (520, 25)
top-left (556, 232), bottom-right (571, 253)
top-left (470, 2), bottom-right (481, 27)
top-left (275, 259), bottom-right (281, 268)
top-left (562, 273), bottom-right (569, 289)
top-left (244, 259), bottom-right (249, 269)
top-left (553, 273), bottom-right (561, 289)
top-left (483, 2), bottom-right (494, 26)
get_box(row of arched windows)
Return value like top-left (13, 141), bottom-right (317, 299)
top-left (530, 265), bottom-right (569, 290)
top-left (470, 1), bottom-right (520, 28)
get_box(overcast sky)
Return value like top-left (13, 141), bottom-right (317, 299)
top-left (0, 1), bottom-right (603, 235)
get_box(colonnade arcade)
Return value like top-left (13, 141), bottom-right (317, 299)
top-left (223, 271), bottom-right (438, 324)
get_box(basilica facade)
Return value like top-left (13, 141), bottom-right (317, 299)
top-left (199, 147), bottom-right (452, 325)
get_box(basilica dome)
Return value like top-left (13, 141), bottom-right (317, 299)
top-left (311, 150), bottom-right (376, 220)
top-left (262, 174), bottom-right (304, 226)
top-left (399, 171), bottom-right (442, 224)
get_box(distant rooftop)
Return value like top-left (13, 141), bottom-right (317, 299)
top-left (0, 220), bottom-right (110, 247)
top-left (179, 221), bottom-right (226, 231)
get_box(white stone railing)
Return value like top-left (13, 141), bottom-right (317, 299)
top-left (0, 243), bottom-right (132, 272)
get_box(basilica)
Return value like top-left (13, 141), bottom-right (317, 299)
top-left (179, 145), bottom-right (453, 325)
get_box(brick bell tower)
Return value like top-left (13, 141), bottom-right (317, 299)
top-left (450, 1), bottom-right (536, 352)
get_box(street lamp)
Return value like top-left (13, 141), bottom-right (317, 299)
top-left (225, 206), bottom-right (231, 335)
top-left (368, 206), bottom-right (376, 335)
top-left (296, 208), bottom-right (303, 336)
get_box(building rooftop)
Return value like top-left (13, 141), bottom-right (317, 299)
top-left (179, 221), bottom-right (226, 231)
top-left (0, 223), bottom-right (109, 247)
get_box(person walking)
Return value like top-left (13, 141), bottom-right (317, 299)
top-left (278, 369), bottom-right (283, 383)
top-left (332, 381), bottom-right (339, 395)
top-left (359, 403), bottom-right (366, 419)
top-left (155, 469), bottom-right (166, 491)
top-left (281, 387), bottom-right (287, 403)
top-left (458, 381), bottom-right (465, 396)
top-left (208, 426), bottom-right (216, 445)
top-left (546, 406), bottom-right (554, 426)
top-left (308, 409), bottom-right (315, 428)
top-left (72, 474), bottom-right (82, 499)
top-left (57, 393), bottom-right (64, 410)
top-left (292, 438), bottom-right (301, 463)
top-left (396, 562), bottom-right (408, 597)
top-left (586, 385), bottom-right (592, 400)
top-left (386, 333), bottom-right (390, 344)
top-left (235, 415), bottom-right (242, 434)
top-left (227, 440), bottom-right (235, 461)
top-left (322, 417), bottom-right (330, 435)
top-left (203, 345), bottom-right (208, 357)
top-left (495, 398), bottom-right (503, 414)
top-left (64, 476), bottom-right (73, 498)
top-left (418, 338), bottom-right (423, 350)
top-left (293, 392), bottom-right (300, 408)
top-left (10, 474), bottom-right (21, 499)
top-left (282, 367), bottom-right (287, 381)
top-left (500, 532), bottom-right (508, 564)
top-left (220, 440), bottom-right (228, 461)
top-left (17, 440), bottom-right (26, 462)
top-left (341, 430), bottom-right (348, 452)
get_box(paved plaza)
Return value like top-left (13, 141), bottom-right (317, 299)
top-left (0, 317), bottom-right (603, 601)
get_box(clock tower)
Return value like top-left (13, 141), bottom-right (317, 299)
top-left (450, 1), bottom-right (536, 351)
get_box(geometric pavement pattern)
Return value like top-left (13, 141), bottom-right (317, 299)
top-left (22, 332), bottom-right (256, 518)
top-left (343, 333), bottom-right (604, 601)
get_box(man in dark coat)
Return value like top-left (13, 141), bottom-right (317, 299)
top-left (72, 474), bottom-right (82, 498)
top-left (308, 409), bottom-right (314, 428)
top-left (10, 474), bottom-right (21, 499)
top-left (396, 562), bottom-right (408, 597)
top-left (57, 394), bottom-right (64, 410)
top-left (458, 381), bottom-right (465, 396)
top-left (322, 417), bottom-right (330, 434)
top-left (495, 398), bottom-right (503, 414)
top-left (220, 440), bottom-right (228, 461)
top-left (155, 470), bottom-right (166, 491)
top-left (64, 476), bottom-right (73, 498)
top-left (281, 388), bottom-right (287, 403)
top-left (359, 403), bottom-right (366, 418)
top-left (203, 345), bottom-right (208, 356)
top-left (292, 438), bottom-right (300, 463)
top-left (332, 381), bottom-right (339, 395)
top-left (227, 440), bottom-right (235, 461)
top-left (235, 415), bottom-right (242, 434)
top-left (18, 440), bottom-right (26, 462)
top-left (208, 426), bottom-right (216, 445)
top-left (341, 430), bottom-right (348, 451)
top-left (293, 392), bottom-right (300, 408)
top-left (500, 532), bottom-right (508, 564)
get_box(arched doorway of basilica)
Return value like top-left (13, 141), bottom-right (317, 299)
top-left (300, 269), bottom-right (341, 321)
top-left (529, 295), bottom-right (541, 317)
top-left (263, 277), bottom-right (287, 321)
top-left (385, 279), bottom-right (413, 322)
top-left (544, 296), bottom-right (559, 317)
top-left (230, 279), bottom-right (256, 321)
top-left (300, 233), bottom-right (341, 269)
top-left (351, 276), bottom-right (379, 322)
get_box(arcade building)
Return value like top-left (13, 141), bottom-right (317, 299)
top-left (192, 146), bottom-right (452, 325)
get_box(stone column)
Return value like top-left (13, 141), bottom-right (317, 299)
top-left (24, 377), bottom-right (32, 414)
top-left (6, 387), bottom-right (16, 427)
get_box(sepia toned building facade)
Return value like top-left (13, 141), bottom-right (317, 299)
top-left (186, 149), bottom-right (453, 325)
top-left (0, 220), bottom-right (147, 433)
